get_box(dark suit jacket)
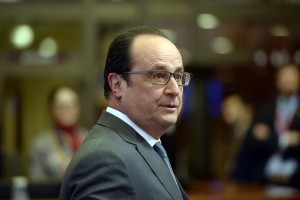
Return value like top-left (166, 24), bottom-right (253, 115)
top-left (233, 100), bottom-right (300, 188)
top-left (59, 111), bottom-right (189, 200)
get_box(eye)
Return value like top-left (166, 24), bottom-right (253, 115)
top-left (153, 71), bottom-right (167, 81)
top-left (174, 73), bottom-right (183, 80)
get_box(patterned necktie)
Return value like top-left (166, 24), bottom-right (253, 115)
top-left (153, 142), bottom-right (179, 187)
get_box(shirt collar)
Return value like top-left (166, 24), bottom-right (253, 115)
top-left (277, 94), bottom-right (298, 103)
top-left (277, 95), bottom-right (299, 110)
top-left (106, 107), bottom-right (159, 147)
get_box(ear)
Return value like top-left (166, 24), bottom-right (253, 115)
top-left (108, 73), bottom-right (124, 99)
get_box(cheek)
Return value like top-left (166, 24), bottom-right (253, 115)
top-left (134, 91), bottom-right (162, 115)
top-left (178, 92), bottom-right (183, 104)
top-left (137, 85), bottom-right (162, 102)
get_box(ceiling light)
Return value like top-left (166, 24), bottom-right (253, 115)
top-left (38, 37), bottom-right (58, 58)
top-left (253, 49), bottom-right (268, 67)
top-left (197, 13), bottom-right (219, 29)
top-left (211, 36), bottom-right (233, 54)
top-left (10, 24), bottom-right (34, 49)
top-left (270, 49), bottom-right (290, 67)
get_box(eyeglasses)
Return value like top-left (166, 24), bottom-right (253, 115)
top-left (122, 70), bottom-right (192, 86)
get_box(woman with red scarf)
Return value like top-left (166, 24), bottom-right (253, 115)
top-left (29, 86), bottom-right (87, 180)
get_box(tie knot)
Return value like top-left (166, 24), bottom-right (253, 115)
top-left (153, 142), bottom-right (168, 159)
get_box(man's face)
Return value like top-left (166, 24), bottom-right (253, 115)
top-left (120, 35), bottom-right (184, 138)
top-left (277, 65), bottom-right (300, 96)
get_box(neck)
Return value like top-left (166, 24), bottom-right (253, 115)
top-left (280, 92), bottom-right (297, 98)
top-left (132, 119), bottom-right (168, 140)
top-left (55, 123), bottom-right (77, 134)
top-left (106, 105), bottom-right (166, 140)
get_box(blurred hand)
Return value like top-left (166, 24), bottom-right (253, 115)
top-left (286, 131), bottom-right (300, 147)
top-left (253, 123), bottom-right (270, 141)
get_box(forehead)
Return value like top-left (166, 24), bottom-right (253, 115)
top-left (53, 88), bottom-right (78, 104)
top-left (131, 34), bottom-right (183, 69)
top-left (277, 66), bottom-right (299, 79)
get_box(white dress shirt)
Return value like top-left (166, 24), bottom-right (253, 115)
top-left (106, 107), bottom-right (160, 147)
top-left (265, 95), bottom-right (299, 179)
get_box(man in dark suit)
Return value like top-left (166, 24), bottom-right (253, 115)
top-left (59, 26), bottom-right (192, 199)
top-left (233, 64), bottom-right (300, 188)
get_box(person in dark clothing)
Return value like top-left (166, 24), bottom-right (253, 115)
top-left (233, 64), bottom-right (300, 188)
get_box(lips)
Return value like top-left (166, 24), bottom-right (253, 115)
top-left (159, 97), bottom-right (180, 111)
top-left (159, 103), bottom-right (179, 112)
top-left (161, 104), bottom-right (178, 108)
top-left (159, 99), bottom-right (180, 108)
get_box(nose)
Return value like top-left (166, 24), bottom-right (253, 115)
top-left (164, 76), bottom-right (182, 96)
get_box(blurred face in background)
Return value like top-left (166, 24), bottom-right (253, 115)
top-left (276, 65), bottom-right (300, 97)
top-left (222, 95), bottom-right (243, 125)
top-left (51, 87), bottom-right (80, 127)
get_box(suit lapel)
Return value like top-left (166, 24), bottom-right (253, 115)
top-left (98, 111), bottom-right (184, 200)
top-left (136, 140), bottom-right (183, 200)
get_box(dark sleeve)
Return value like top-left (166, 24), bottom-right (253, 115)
top-left (232, 127), bottom-right (270, 183)
top-left (60, 150), bottom-right (136, 200)
top-left (232, 103), bottom-right (277, 183)
top-left (241, 103), bottom-right (277, 155)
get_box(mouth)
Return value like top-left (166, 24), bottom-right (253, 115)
top-left (159, 104), bottom-right (179, 112)
top-left (165, 104), bottom-right (178, 108)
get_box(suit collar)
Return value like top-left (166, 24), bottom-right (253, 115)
top-left (105, 107), bottom-right (159, 147)
top-left (97, 111), bottom-right (139, 145)
top-left (97, 111), bottom-right (186, 200)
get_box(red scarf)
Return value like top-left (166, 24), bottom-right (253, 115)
top-left (55, 123), bottom-right (82, 153)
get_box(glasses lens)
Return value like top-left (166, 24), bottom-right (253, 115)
top-left (152, 71), bottom-right (169, 84)
top-left (182, 73), bottom-right (191, 86)
top-left (150, 71), bottom-right (191, 86)
top-left (174, 73), bottom-right (183, 85)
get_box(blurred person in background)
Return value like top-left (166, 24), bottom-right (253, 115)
top-left (29, 85), bottom-right (87, 180)
top-left (221, 94), bottom-right (253, 180)
top-left (233, 64), bottom-right (300, 188)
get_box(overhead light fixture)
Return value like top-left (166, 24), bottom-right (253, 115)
top-left (253, 49), bottom-right (268, 67)
top-left (10, 24), bottom-right (34, 49)
top-left (197, 13), bottom-right (219, 29)
top-left (211, 36), bottom-right (233, 54)
top-left (270, 49), bottom-right (290, 67)
top-left (38, 37), bottom-right (58, 58)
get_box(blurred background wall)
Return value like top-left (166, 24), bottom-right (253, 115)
top-left (0, 0), bottom-right (300, 182)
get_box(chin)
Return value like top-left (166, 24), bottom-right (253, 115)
top-left (162, 116), bottom-right (178, 127)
